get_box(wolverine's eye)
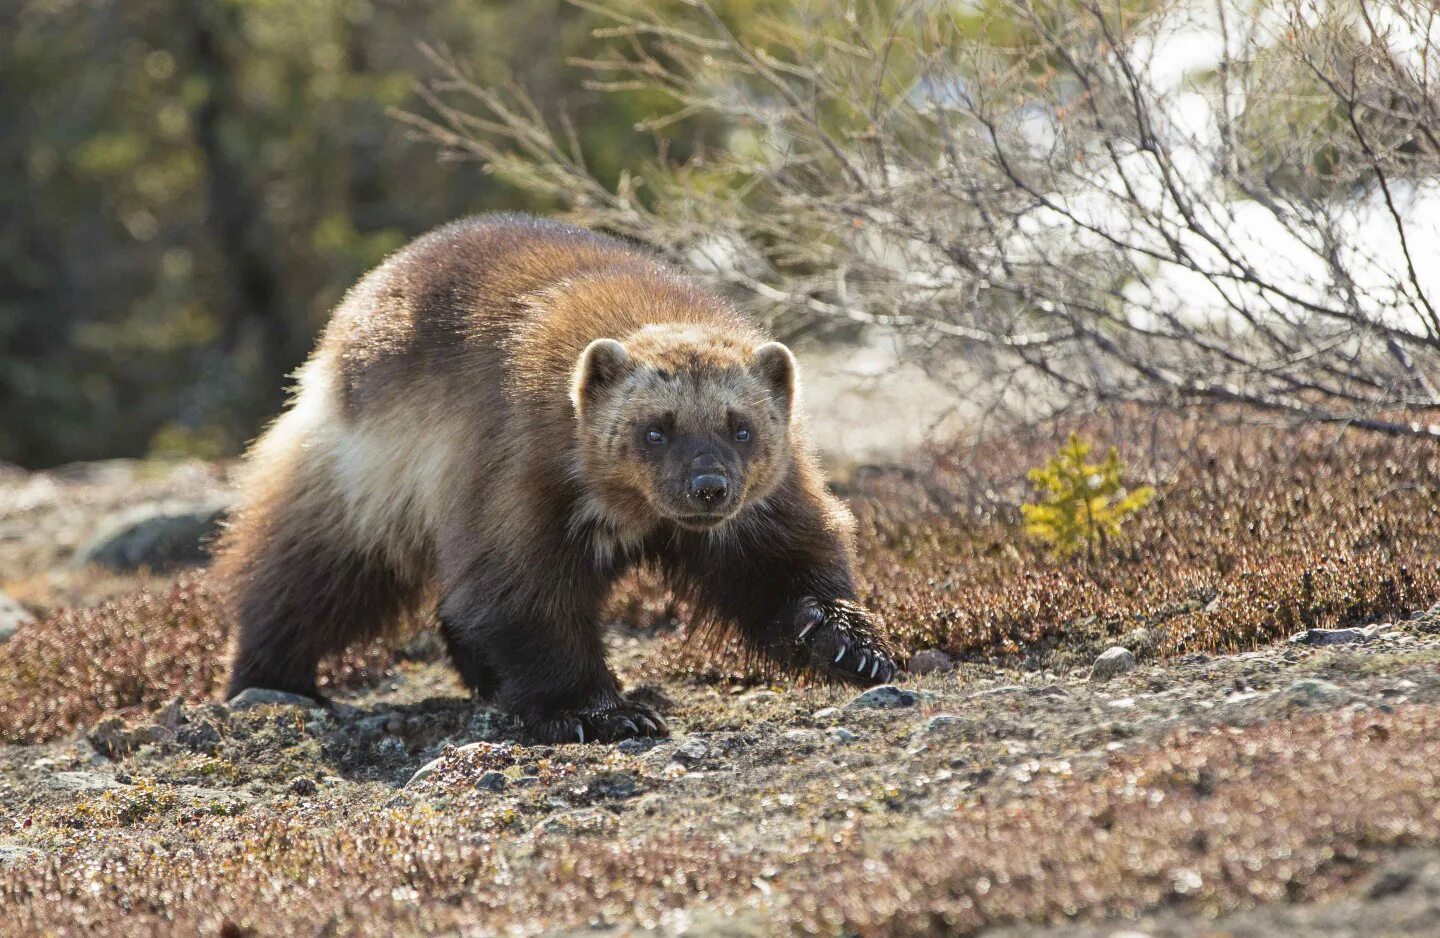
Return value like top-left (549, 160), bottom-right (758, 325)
top-left (645, 428), bottom-right (667, 446)
top-left (734, 427), bottom-right (752, 443)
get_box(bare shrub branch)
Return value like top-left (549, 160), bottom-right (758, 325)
top-left (404, 0), bottom-right (1440, 439)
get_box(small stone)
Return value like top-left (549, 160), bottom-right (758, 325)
top-left (742, 690), bottom-right (782, 706)
top-left (404, 756), bottom-right (446, 789)
top-left (75, 498), bottom-right (231, 572)
top-left (1284, 678), bottom-right (1352, 705)
top-left (907, 649), bottom-right (955, 675)
top-left (907, 714), bottom-right (965, 753)
top-left (1122, 627), bottom-right (1153, 650)
top-left (87, 716), bottom-right (135, 759)
top-left (154, 697), bottom-right (184, 730)
top-left (475, 771), bottom-right (508, 792)
top-left (673, 739), bottom-right (709, 764)
top-left (227, 688), bottom-right (316, 711)
top-left (616, 736), bottom-right (661, 755)
top-left (916, 714), bottom-right (964, 736)
top-left (1288, 626), bottom-right (1380, 646)
top-left (49, 771), bottom-right (125, 793)
top-left (1090, 646), bottom-right (1138, 682)
top-left (289, 776), bottom-right (318, 796)
top-left (0, 844), bottom-right (37, 865)
top-left (780, 728), bottom-right (823, 747)
top-left (0, 591), bottom-right (35, 644)
top-left (845, 684), bottom-right (933, 710)
top-left (588, 771), bottom-right (640, 799)
top-left (512, 775), bottom-right (540, 787)
top-left (828, 727), bottom-right (859, 744)
top-left (811, 707), bottom-right (842, 721)
top-left (533, 808), bottom-right (615, 837)
top-left (966, 685), bottom-right (1026, 699)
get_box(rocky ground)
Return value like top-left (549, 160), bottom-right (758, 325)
top-left (2, 453), bottom-right (1440, 935)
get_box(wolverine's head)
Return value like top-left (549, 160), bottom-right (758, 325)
top-left (570, 323), bottom-right (798, 532)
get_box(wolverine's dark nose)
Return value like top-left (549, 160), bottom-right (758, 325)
top-left (689, 473), bottom-right (729, 504)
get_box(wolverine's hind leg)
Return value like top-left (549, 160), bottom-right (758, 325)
top-left (218, 482), bottom-right (423, 700)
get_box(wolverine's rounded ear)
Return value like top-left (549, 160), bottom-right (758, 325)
top-left (571, 338), bottom-right (631, 415)
top-left (751, 341), bottom-right (797, 416)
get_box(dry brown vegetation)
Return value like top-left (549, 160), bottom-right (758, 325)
top-left (4, 701), bottom-right (1437, 935)
top-left (655, 415), bottom-right (1440, 681)
top-left (2, 415), bottom-right (1437, 745)
top-left (0, 579), bottom-right (393, 745)
top-left (854, 416), bottom-right (1440, 662)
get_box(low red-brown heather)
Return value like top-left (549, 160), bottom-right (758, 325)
top-left (4, 703), bottom-right (1438, 935)
top-left (0, 578), bottom-right (393, 744)
top-left (654, 415), bottom-right (1440, 680)
top-left (4, 415), bottom-right (1437, 740)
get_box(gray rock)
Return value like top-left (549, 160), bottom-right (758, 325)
top-left (1089, 646), bottom-right (1138, 682)
top-left (966, 684), bottom-right (1027, 699)
top-left (1289, 626), bottom-right (1380, 646)
top-left (533, 808), bottom-right (615, 837)
top-left (780, 728), bottom-right (823, 748)
top-left (227, 688), bottom-right (317, 711)
top-left (475, 771), bottom-right (508, 792)
top-left (674, 739), bottom-right (709, 764)
top-left (908, 714), bottom-right (966, 753)
top-left (290, 776), bottom-right (318, 796)
top-left (587, 771), bottom-right (641, 799)
top-left (811, 707), bottom-right (842, 721)
top-left (845, 684), bottom-right (934, 709)
top-left (0, 591), bottom-right (35, 644)
top-left (827, 727), bottom-right (859, 744)
top-left (75, 498), bottom-right (231, 572)
top-left (404, 756), bottom-right (447, 789)
top-left (616, 736), bottom-right (661, 755)
top-left (49, 771), bottom-right (125, 793)
top-left (1284, 678), bottom-right (1353, 706)
top-left (742, 690), bottom-right (782, 706)
top-left (907, 649), bottom-right (955, 675)
top-left (0, 844), bottom-right (37, 865)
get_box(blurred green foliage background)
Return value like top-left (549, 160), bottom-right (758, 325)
top-left (0, 0), bottom-right (747, 468)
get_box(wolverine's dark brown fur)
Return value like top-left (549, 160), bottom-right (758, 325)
top-left (217, 214), bottom-right (895, 743)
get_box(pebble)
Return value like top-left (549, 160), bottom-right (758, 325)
top-left (0, 591), bottom-right (35, 644)
top-left (1288, 626), bottom-right (1381, 646)
top-left (1284, 678), bottom-right (1352, 705)
top-left (404, 756), bottom-right (446, 789)
top-left (907, 649), bottom-right (954, 675)
top-left (827, 727), bottom-right (859, 744)
top-left (966, 685), bottom-right (1026, 699)
top-left (532, 808), bottom-right (615, 837)
top-left (0, 844), bottom-right (37, 865)
top-left (476, 771), bottom-right (508, 792)
top-left (673, 739), bottom-right (709, 764)
top-left (289, 776), bottom-right (318, 796)
top-left (845, 685), bottom-right (934, 710)
top-left (742, 690), bottom-right (782, 706)
top-left (1089, 646), bottom-right (1138, 682)
top-left (780, 728), bottom-right (823, 747)
top-left (587, 771), bottom-right (640, 799)
top-left (48, 771), bottom-right (125, 793)
top-left (227, 688), bottom-right (317, 711)
top-left (616, 736), bottom-right (661, 755)
top-left (811, 707), bottom-right (842, 721)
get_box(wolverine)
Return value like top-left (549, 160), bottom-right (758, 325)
top-left (217, 214), bottom-right (897, 743)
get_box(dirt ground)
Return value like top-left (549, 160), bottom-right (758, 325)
top-left (2, 453), bottom-right (1440, 936)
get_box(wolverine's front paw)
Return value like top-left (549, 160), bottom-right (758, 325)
top-left (526, 701), bottom-right (670, 745)
top-left (793, 598), bottom-right (897, 686)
